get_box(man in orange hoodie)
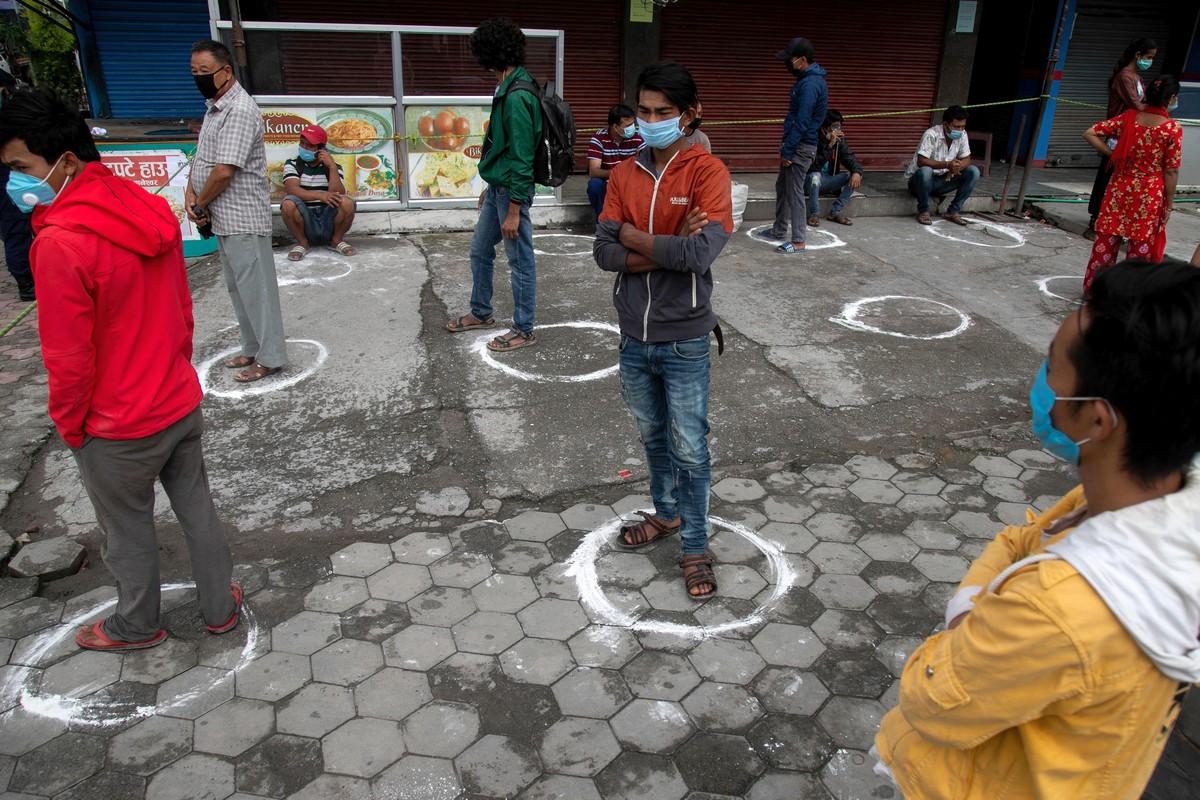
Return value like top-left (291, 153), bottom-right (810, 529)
top-left (0, 90), bottom-right (241, 651)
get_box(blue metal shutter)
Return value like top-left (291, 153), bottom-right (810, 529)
top-left (86, 0), bottom-right (211, 118)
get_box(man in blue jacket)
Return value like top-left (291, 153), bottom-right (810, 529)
top-left (760, 37), bottom-right (827, 254)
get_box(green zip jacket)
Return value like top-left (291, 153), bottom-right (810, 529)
top-left (478, 66), bottom-right (542, 200)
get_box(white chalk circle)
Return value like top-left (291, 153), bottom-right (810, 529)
top-left (923, 218), bottom-right (1025, 248)
top-left (746, 223), bottom-right (847, 251)
top-left (1036, 275), bottom-right (1084, 304)
top-left (473, 321), bottom-right (620, 383)
top-left (564, 513), bottom-right (797, 638)
top-left (532, 233), bottom-right (595, 257)
top-left (197, 339), bottom-right (328, 399)
top-left (831, 295), bottom-right (972, 340)
top-left (0, 582), bottom-right (262, 728)
top-left (275, 251), bottom-right (355, 287)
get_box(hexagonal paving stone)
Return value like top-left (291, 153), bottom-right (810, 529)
top-left (193, 697), bottom-right (274, 757)
top-left (406, 586), bottom-right (476, 628)
top-left (751, 623), bottom-right (825, 668)
top-left (366, 563), bottom-right (434, 603)
top-left (821, 748), bottom-right (898, 800)
top-left (802, 463), bottom-right (857, 488)
top-left (712, 477), bottom-right (767, 502)
top-left (941, 483), bottom-right (990, 509)
top-left (640, 575), bottom-right (700, 613)
top-left (429, 552), bottom-right (494, 589)
top-left (807, 542), bottom-right (871, 575)
top-left (610, 697), bottom-right (694, 752)
top-left (7, 537), bottom-right (86, 581)
top-left (994, 501), bottom-right (1032, 526)
top-left (568, 625), bottom-right (641, 669)
top-left (234, 651), bottom-right (311, 702)
top-left (145, 752), bottom-right (234, 800)
top-left (682, 682), bottom-right (763, 733)
top-left (339, 597), bottom-right (411, 643)
top-left (903, 520), bottom-right (961, 550)
top-left (982, 475), bottom-right (1031, 503)
top-left (560, 503), bottom-right (617, 531)
top-left (713, 564), bottom-right (768, 600)
top-left (1008, 448), bottom-right (1061, 469)
top-left (752, 666), bottom-right (829, 716)
top-left (861, 562), bottom-right (929, 597)
top-left (748, 715), bottom-right (834, 772)
top-left (491, 541), bottom-right (554, 576)
top-left (40, 650), bottom-right (121, 698)
top-left (594, 551), bottom-right (660, 589)
top-left (157, 665), bottom-right (235, 719)
top-left (500, 637), bottom-right (575, 685)
top-left (276, 682), bottom-right (355, 738)
top-left (322, 717), bottom-right (404, 777)
top-left (762, 496), bottom-right (815, 524)
top-left (804, 512), bottom-right (862, 543)
top-left (756, 522), bottom-right (817, 556)
top-left (390, 532), bottom-right (453, 565)
top-left (0, 597), bottom-right (62, 641)
top-left (815, 651), bottom-right (894, 698)
top-left (552, 667), bottom-right (634, 719)
top-left (539, 716), bottom-right (621, 776)
top-left (709, 529), bottom-right (769, 564)
top-left (597, 751), bottom-right (689, 800)
top-left (532, 562), bottom-right (581, 600)
top-left (0, 705), bottom-right (66, 756)
top-left (844, 455), bottom-right (897, 480)
top-left (506, 511), bottom-right (566, 543)
top-left (809, 574), bottom-right (878, 611)
top-left (401, 701), bottom-right (480, 758)
top-left (818, 696), bottom-right (887, 749)
top-left (372, 754), bottom-right (463, 800)
top-left (304, 575), bottom-right (370, 613)
top-left (8, 731), bottom-right (104, 796)
top-left (622, 651), bottom-right (702, 702)
top-left (311, 638), bottom-right (385, 686)
top-left (428, 652), bottom-right (503, 705)
top-left (329, 542), bottom-right (393, 577)
top-left (867, 595), bottom-right (939, 636)
top-left (471, 573), bottom-right (541, 614)
top-left (453, 611), bottom-right (525, 655)
top-left (898, 493), bottom-right (953, 519)
top-left (948, 510), bottom-right (1000, 539)
top-left (521, 774), bottom-right (603, 800)
top-left (875, 635), bottom-right (923, 678)
top-left (517, 597), bottom-right (589, 640)
top-left (688, 637), bottom-right (766, 684)
top-left (353, 667), bottom-right (431, 721)
top-left (675, 731), bottom-right (765, 795)
top-left (287, 774), bottom-right (370, 800)
top-left (811, 609), bottom-right (885, 652)
top-left (271, 610), bottom-right (342, 655)
top-left (52, 771), bottom-right (146, 800)
top-left (856, 532), bottom-right (919, 563)
top-left (847, 478), bottom-right (903, 505)
top-left (912, 551), bottom-right (971, 583)
top-left (107, 714), bottom-right (193, 775)
top-left (478, 680), bottom-right (561, 740)
top-left (749, 771), bottom-right (833, 800)
top-left (970, 454), bottom-right (1022, 477)
top-left (119, 637), bottom-right (198, 685)
top-left (890, 471), bottom-right (946, 496)
top-left (382, 623), bottom-right (456, 671)
top-left (456, 734), bottom-right (541, 797)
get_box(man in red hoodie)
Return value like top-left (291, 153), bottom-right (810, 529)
top-left (0, 90), bottom-right (240, 650)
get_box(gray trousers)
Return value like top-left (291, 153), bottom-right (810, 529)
top-left (770, 142), bottom-right (818, 243)
top-left (72, 407), bottom-right (234, 641)
top-left (217, 234), bottom-right (287, 369)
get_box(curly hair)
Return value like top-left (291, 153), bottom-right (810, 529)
top-left (470, 18), bottom-right (525, 71)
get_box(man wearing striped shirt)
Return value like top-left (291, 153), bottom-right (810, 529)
top-left (281, 124), bottom-right (357, 261)
top-left (586, 104), bottom-right (643, 219)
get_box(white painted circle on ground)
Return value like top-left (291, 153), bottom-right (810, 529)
top-left (565, 513), bottom-right (796, 638)
top-left (473, 321), bottom-right (620, 383)
top-left (1036, 275), bottom-right (1084, 304)
top-left (275, 251), bottom-right (355, 287)
top-left (746, 223), bottom-right (846, 251)
top-left (830, 295), bottom-right (972, 340)
top-left (532, 233), bottom-right (595, 257)
top-left (922, 218), bottom-right (1025, 248)
top-left (198, 339), bottom-right (328, 399)
top-left (0, 582), bottom-right (263, 727)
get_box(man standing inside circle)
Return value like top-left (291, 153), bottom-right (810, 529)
top-left (188, 39), bottom-right (287, 383)
top-left (446, 17), bottom-right (541, 352)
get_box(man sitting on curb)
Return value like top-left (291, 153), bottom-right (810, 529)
top-left (874, 260), bottom-right (1200, 799)
top-left (806, 108), bottom-right (863, 227)
top-left (905, 104), bottom-right (980, 226)
top-left (586, 104), bottom-right (643, 220)
top-left (281, 124), bottom-right (357, 261)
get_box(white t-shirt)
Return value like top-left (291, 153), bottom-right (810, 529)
top-left (905, 125), bottom-right (971, 177)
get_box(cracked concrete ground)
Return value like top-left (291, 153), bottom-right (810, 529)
top-left (1, 209), bottom-right (1197, 799)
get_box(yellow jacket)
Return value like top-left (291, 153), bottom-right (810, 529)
top-left (876, 479), bottom-right (1198, 800)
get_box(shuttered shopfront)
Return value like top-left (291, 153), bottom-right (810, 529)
top-left (658, 0), bottom-right (948, 171)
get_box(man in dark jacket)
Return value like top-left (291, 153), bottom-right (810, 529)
top-left (759, 36), bottom-right (827, 254)
top-left (805, 109), bottom-right (864, 226)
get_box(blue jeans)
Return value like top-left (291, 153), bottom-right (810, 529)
top-left (618, 333), bottom-right (712, 555)
top-left (469, 185), bottom-right (536, 334)
top-left (806, 171), bottom-right (855, 216)
top-left (908, 165), bottom-right (980, 215)
top-left (587, 177), bottom-right (607, 219)
top-left (282, 194), bottom-right (338, 245)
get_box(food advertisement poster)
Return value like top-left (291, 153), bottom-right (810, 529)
top-left (404, 104), bottom-right (488, 200)
top-left (261, 106), bottom-right (401, 202)
top-left (98, 144), bottom-right (214, 256)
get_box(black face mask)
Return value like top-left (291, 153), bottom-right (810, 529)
top-left (194, 68), bottom-right (227, 100)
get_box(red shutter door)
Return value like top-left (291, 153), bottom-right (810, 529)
top-left (660, 0), bottom-right (948, 171)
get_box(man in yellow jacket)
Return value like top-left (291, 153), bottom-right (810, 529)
top-left (875, 259), bottom-right (1200, 799)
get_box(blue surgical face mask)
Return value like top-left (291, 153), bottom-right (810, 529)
top-left (947, 129), bottom-right (964, 140)
top-left (1136, 58), bottom-right (1153, 71)
top-left (1168, 99), bottom-right (1179, 112)
top-left (298, 147), bottom-right (317, 163)
top-left (637, 115), bottom-right (684, 149)
top-left (6, 154), bottom-right (67, 213)
top-left (622, 123), bottom-right (637, 139)
top-left (1029, 360), bottom-right (1114, 465)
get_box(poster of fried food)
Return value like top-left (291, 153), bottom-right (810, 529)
top-left (404, 105), bottom-right (487, 199)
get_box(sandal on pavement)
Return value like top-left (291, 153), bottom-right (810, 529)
top-left (827, 213), bottom-right (853, 226)
top-left (446, 314), bottom-right (495, 333)
top-left (487, 329), bottom-right (537, 352)
top-left (334, 241), bottom-right (357, 256)
top-left (917, 212), bottom-right (932, 225)
top-left (235, 363), bottom-right (283, 383)
top-left (943, 212), bottom-right (968, 226)
top-left (679, 554), bottom-right (718, 599)
top-left (76, 620), bottom-right (166, 651)
top-left (613, 512), bottom-right (681, 551)
top-left (288, 245), bottom-right (307, 261)
top-left (807, 214), bottom-right (821, 227)
top-left (207, 583), bottom-right (244, 634)
top-left (774, 242), bottom-right (805, 254)
top-left (223, 354), bottom-right (255, 369)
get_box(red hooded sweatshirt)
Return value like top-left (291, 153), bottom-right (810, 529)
top-left (31, 160), bottom-right (202, 447)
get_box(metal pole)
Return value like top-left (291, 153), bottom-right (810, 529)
top-left (999, 114), bottom-right (1027, 215)
top-left (1015, 0), bottom-right (1071, 217)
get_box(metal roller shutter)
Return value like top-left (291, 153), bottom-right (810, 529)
top-left (85, 0), bottom-right (212, 118)
top-left (1044, 0), bottom-right (1171, 167)
top-left (659, 0), bottom-right (947, 171)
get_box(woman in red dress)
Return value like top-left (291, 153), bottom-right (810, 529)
top-left (1082, 75), bottom-right (1181, 291)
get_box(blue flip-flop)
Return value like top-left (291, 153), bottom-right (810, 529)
top-left (754, 229), bottom-right (781, 243)
top-left (774, 242), bottom-right (805, 254)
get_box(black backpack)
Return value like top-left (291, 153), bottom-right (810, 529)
top-left (503, 78), bottom-right (576, 187)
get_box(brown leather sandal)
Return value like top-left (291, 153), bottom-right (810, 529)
top-left (679, 553), bottom-right (718, 599)
top-left (613, 512), bottom-right (681, 550)
top-left (446, 314), bottom-right (495, 333)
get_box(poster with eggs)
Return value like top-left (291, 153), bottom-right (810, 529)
top-left (404, 105), bottom-right (488, 200)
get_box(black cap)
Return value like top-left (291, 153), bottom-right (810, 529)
top-left (775, 37), bottom-right (814, 61)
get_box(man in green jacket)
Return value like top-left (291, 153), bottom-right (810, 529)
top-left (446, 17), bottom-right (542, 352)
